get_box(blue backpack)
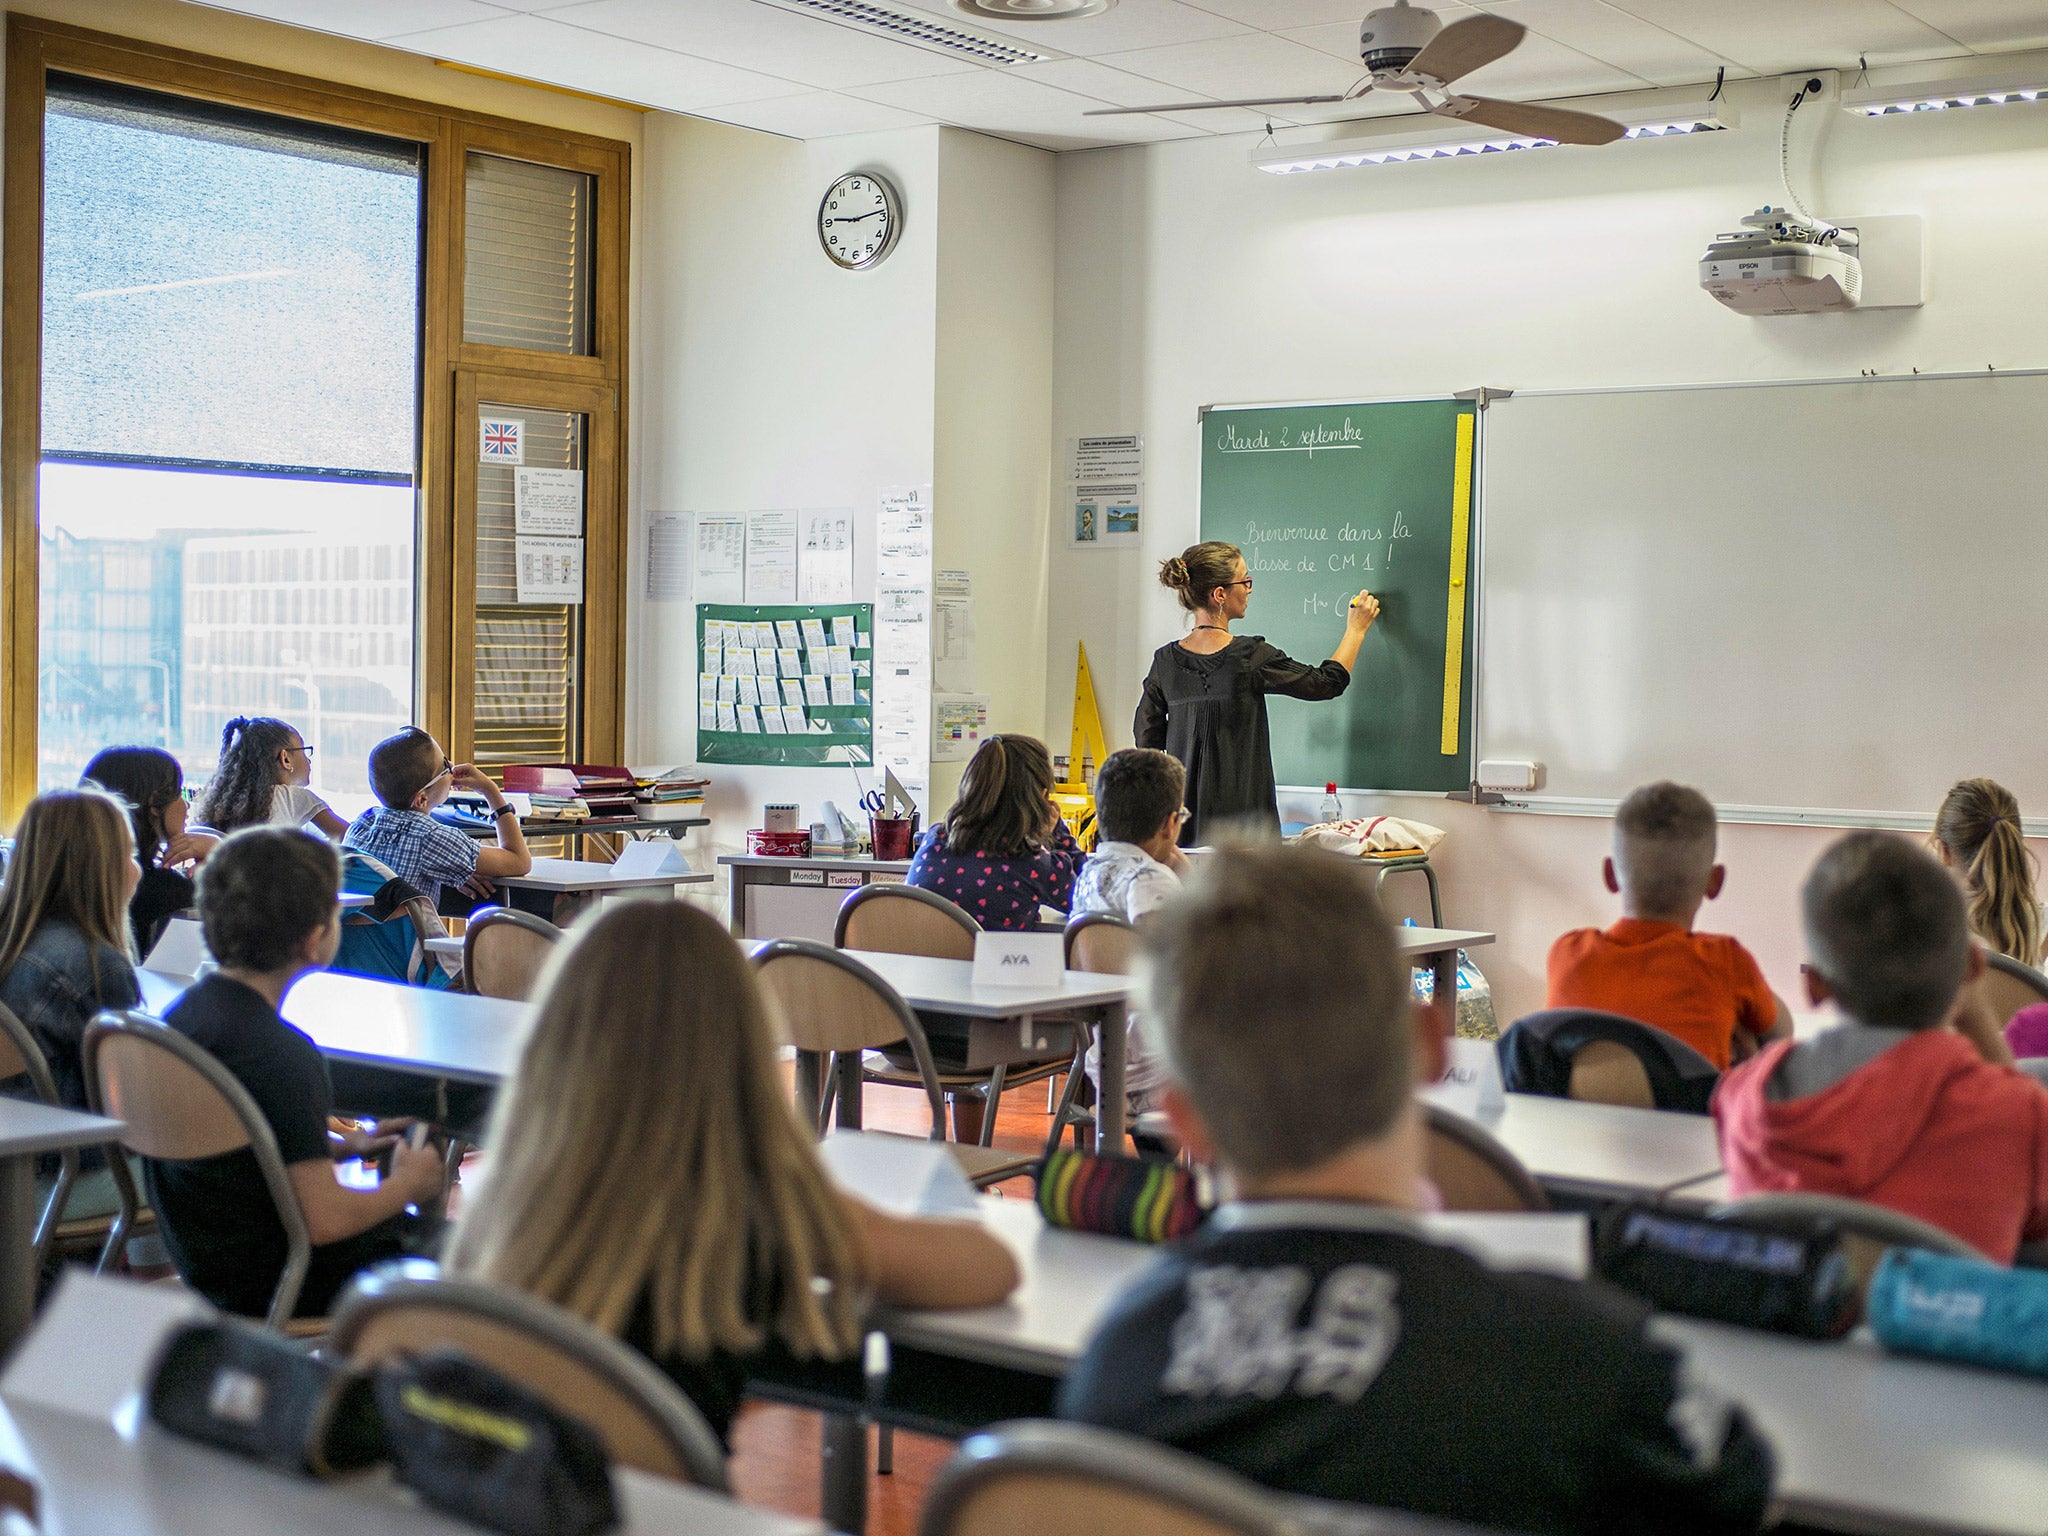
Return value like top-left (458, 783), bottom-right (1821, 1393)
top-left (334, 852), bottom-right (456, 990)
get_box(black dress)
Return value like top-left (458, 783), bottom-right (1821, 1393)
top-left (1135, 636), bottom-right (1349, 845)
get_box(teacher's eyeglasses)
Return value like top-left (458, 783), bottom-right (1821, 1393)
top-left (1222, 578), bottom-right (1254, 590)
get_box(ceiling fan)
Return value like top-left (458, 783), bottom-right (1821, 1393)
top-left (1083, 1), bottom-right (1626, 147)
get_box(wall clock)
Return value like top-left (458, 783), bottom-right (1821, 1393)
top-left (818, 171), bottom-right (901, 270)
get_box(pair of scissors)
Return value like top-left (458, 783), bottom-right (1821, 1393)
top-left (859, 790), bottom-right (885, 816)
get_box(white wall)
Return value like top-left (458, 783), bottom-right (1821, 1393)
top-left (631, 118), bottom-right (1055, 883)
top-left (1044, 76), bottom-right (2048, 1023)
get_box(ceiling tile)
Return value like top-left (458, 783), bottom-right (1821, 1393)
top-left (1449, 28), bottom-right (1651, 97)
top-left (391, 14), bottom-right (803, 108)
top-left (696, 90), bottom-right (938, 138)
top-left (1178, 0), bottom-right (1401, 24)
top-left (1885, 0), bottom-right (2048, 53)
top-left (199, 0), bottom-right (509, 40)
top-left (1489, 0), bottom-right (1738, 86)
top-left (1610, 0), bottom-right (1960, 74)
top-left (887, 0), bottom-right (1248, 57)
top-left (537, 0), bottom-right (978, 88)
top-left (850, 67), bottom-right (1197, 146)
top-left (1104, 31), bottom-right (1366, 99)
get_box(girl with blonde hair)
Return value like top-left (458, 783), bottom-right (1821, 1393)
top-left (0, 788), bottom-right (141, 1114)
top-left (445, 901), bottom-right (1018, 1444)
top-left (1933, 778), bottom-right (2041, 967)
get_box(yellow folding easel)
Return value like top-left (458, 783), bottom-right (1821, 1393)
top-left (1051, 642), bottom-right (1108, 850)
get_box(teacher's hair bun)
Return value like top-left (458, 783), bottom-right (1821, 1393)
top-left (1158, 556), bottom-right (1190, 591)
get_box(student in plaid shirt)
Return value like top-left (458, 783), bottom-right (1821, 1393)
top-left (343, 728), bottom-right (531, 911)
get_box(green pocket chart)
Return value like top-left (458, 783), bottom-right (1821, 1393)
top-left (1198, 399), bottom-right (1477, 794)
top-left (696, 602), bottom-right (874, 767)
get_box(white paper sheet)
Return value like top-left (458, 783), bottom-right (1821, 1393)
top-left (831, 674), bottom-right (856, 706)
top-left (515, 537), bottom-right (583, 604)
top-left (798, 507), bottom-right (855, 603)
top-left (694, 516), bottom-right (746, 603)
top-left (804, 675), bottom-right (829, 707)
top-left (1070, 433), bottom-right (1142, 481)
top-left (934, 595), bottom-right (975, 692)
top-left (775, 621), bottom-right (802, 648)
top-left (514, 467), bottom-right (583, 535)
top-left (646, 511), bottom-right (691, 601)
top-left (745, 509), bottom-right (799, 603)
top-left (782, 706), bottom-right (809, 734)
top-left (933, 692), bottom-right (991, 762)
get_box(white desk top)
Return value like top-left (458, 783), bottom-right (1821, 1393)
top-left (1656, 1317), bottom-right (2048, 1536)
top-left (139, 969), bottom-right (525, 1085)
top-left (1395, 927), bottom-right (1494, 956)
top-left (495, 857), bottom-right (710, 892)
top-left (827, 949), bottom-right (1133, 1018)
top-left (0, 1398), bottom-right (824, 1536)
top-left (1426, 1092), bottom-right (1724, 1198)
top-left (0, 1100), bottom-right (123, 1159)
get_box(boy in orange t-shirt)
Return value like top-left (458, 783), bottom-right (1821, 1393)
top-left (1547, 782), bottom-right (1791, 1070)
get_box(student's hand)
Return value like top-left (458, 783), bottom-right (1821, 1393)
top-left (330, 1116), bottom-right (413, 1161)
top-left (1164, 845), bottom-right (1191, 876)
top-left (449, 763), bottom-right (498, 797)
top-left (1345, 589), bottom-right (1381, 636)
top-left (160, 829), bottom-right (219, 868)
top-left (460, 873), bottom-right (497, 900)
top-left (388, 1135), bottom-right (445, 1205)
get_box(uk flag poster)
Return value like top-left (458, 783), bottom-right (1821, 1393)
top-left (480, 417), bottom-right (524, 465)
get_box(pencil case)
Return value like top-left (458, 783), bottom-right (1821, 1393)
top-left (1036, 1147), bottom-right (1207, 1243)
top-left (1867, 1250), bottom-right (2048, 1376)
top-left (1592, 1206), bottom-right (1859, 1338)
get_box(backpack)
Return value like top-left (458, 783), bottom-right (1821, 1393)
top-left (333, 852), bottom-right (455, 990)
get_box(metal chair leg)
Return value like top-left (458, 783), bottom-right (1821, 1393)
top-left (876, 1424), bottom-right (894, 1475)
top-left (978, 1065), bottom-right (1008, 1147)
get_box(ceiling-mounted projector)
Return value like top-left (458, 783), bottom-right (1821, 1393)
top-left (1700, 206), bottom-right (1861, 315)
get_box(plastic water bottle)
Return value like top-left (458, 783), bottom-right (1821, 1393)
top-left (1320, 782), bottom-right (1343, 824)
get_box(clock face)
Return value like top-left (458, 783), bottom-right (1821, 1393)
top-left (819, 173), bottom-right (899, 270)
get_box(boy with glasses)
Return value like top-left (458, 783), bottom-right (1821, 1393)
top-left (342, 726), bottom-right (531, 913)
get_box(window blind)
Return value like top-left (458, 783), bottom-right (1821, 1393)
top-left (462, 153), bottom-right (592, 355)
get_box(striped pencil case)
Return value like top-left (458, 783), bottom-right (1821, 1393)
top-left (1867, 1249), bottom-right (2048, 1377)
top-left (1036, 1147), bottom-right (1208, 1243)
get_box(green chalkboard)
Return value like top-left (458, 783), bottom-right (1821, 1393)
top-left (1199, 400), bottom-right (1476, 794)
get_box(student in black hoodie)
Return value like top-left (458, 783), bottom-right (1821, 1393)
top-left (1058, 844), bottom-right (1775, 1536)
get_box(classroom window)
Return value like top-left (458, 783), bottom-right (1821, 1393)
top-left (35, 77), bottom-right (421, 794)
top-left (463, 154), bottom-right (593, 356)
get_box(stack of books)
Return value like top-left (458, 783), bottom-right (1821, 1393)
top-left (632, 766), bottom-right (709, 823)
top-left (501, 764), bottom-right (639, 822)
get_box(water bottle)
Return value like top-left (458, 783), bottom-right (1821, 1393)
top-left (1320, 782), bottom-right (1343, 824)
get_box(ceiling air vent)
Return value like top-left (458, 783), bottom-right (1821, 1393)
top-left (754, 0), bottom-right (1052, 64)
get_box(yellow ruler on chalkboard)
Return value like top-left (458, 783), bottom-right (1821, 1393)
top-left (1440, 412), bottom-right (1475, 756)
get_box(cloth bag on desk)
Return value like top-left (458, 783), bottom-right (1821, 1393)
top-left (1290, 815), bottom-right (1446, 857)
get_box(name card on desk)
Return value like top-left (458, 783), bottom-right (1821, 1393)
top-left (1430, 1037), bottom-right (1506, 1118)
top-left (3, 1272), bottom-right (212, 1424)
top-left (143, 917), bottom-right (209, 980)
top-left (972, 931), bottom-right (1065, 988)
top-left (611, 840), bottom-right (690, 878)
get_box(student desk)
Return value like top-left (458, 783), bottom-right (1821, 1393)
top-left (493, 856), bottom-right (711, 896)
top-left (719, 852), bottom-right (911, 942)
top-left (0, 1396), bottom-right (827, 1536)
top-left (0, 1102), bottom-right (124, 1353)
top-left (1427, 1093), bottom-right (1725, 1202)
top-left (138, 969), bottom-right (525, 1086)
top-left (1395, 927), bottom-right (1492, 1022)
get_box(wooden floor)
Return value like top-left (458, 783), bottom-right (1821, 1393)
top-left (729, 1073), bottom-right (1063, 1535)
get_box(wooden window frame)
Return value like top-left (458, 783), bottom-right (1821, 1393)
top-left (0, 16), bottom-right (630, 820)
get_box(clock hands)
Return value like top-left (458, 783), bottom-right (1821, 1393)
top-left (826, 209), bottom-right (887, 224)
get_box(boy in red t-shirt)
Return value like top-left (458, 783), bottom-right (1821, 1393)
top-left (1547, 782), bottom-right (1791, 1070)
top-left (1713, 832), bottom-right (2048, 1262)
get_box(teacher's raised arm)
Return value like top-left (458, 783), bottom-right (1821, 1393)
top-left (1134, 540), bottom-right (1378, 846)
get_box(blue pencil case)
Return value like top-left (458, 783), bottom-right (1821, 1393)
top-left (1866, 1249), bottom-right (2048, 1377)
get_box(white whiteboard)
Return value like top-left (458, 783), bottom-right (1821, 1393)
top-left (1478, 372), bottom-right (2048, 818)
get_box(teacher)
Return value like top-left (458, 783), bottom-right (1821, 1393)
top-left (1135, 540), bottom-right (1379, 845)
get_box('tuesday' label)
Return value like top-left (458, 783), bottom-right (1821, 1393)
top-left (971, 931), bottom-right (1065, 988)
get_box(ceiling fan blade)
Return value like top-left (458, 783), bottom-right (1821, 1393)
top-left (1084, 94), bottom-right (1350, 117)
top-left (1405, 14), bottom-right (1526, 87)
top-left (1436, 94), bottom-right (1627, 145)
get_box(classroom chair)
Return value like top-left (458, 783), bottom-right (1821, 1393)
top-left (460, 905), bottom-right (562, 1000)
top-left (334, 851), bottom-right (448, 989)
top-left (1709, 1192), bottom-right (1990, 1299)
top-left (1975, 953), bottom-right (2048, 1030)
top-left (1043, 915), bottom-right (1139, 1159)
top-left (751, 939), bottom-right (1037, 1188)
top-left (332, 1260), bottom-right (728, 1488)
top-left (919, 1421), bottom-right (1482, 1536)
top-left (1498, 1010), bottom-right (1719, 1114)
top-left (82, 1010), bottom-right (323, 1333)
top-left (834, 885), bottom-right (1072, 1146)
top-left (1421, 1104), bottom-right (1549, 1213)
top-left (0, 1000), bottom-right (138, 1269)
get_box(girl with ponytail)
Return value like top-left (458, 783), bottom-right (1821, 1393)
top-left (907, 733), bottom-right (1079, 932)
top-left (194, 717), bottom-right (348, 839)
top-left (1933, 778), bottom-right (2041, 967)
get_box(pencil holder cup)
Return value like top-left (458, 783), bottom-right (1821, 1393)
top-left (869, 815), bottom-right (918, 861)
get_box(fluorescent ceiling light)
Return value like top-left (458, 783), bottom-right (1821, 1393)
top-left (1841, 67), bottom-right (2046, 116)
top-left (1251, 97), bottom-right (1732, 176)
